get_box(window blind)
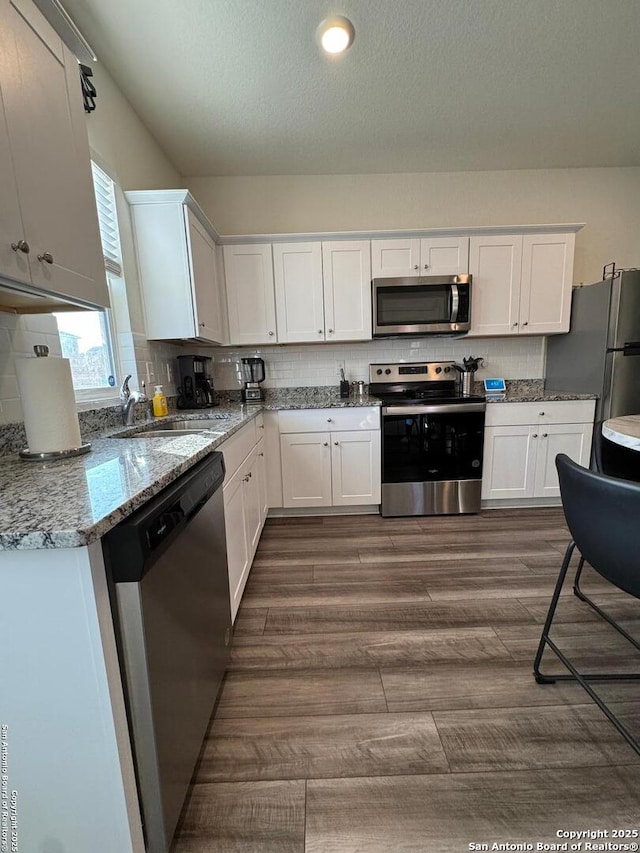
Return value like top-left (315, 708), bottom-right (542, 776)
top-left (91, 161), bottom-right (123, 277)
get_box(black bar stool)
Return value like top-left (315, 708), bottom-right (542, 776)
top-left (533, 453), bottom-right (640, 755)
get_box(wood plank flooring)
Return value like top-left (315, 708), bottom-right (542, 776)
top-left (172, 508), bottom-right (640, 853)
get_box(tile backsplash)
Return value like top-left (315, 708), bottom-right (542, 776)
top-left (208, 336), bottom-right (546, 390)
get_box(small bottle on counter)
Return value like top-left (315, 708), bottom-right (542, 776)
top-left (152, 385), bottom-right (169, 417)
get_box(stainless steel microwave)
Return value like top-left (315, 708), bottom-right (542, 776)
top-left (372, 274), bottom-right (472, 337)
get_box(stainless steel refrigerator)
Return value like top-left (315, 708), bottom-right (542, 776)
top-left (546, 268), bottom-right (640, 422)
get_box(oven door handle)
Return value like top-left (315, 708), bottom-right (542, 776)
top-left (450, 283), bottom-right (459, 323)
top-left (383, 403), bottom-right (486, 416)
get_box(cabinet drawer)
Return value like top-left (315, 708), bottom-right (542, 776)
top-left (485, 400), bottom-right (595, 427)
top-left (217, 419), bottom-right (257, 478)
top-left (278, 407), bottom-right (380, 433)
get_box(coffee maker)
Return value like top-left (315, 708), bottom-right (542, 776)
top-left (176, 355), bottom-right (216, 409)
top-left (241, 357), bottom-right (265, 403)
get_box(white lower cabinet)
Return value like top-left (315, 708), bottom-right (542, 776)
top-left (278, 407), bottom-right (381, 509)
top-left (219, 418), bottom-right (267, 621)
top-left (482, 401), bottom-right (595, 502)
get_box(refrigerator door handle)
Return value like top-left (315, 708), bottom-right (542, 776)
top-left (606, 343), bottom-right (640, 356)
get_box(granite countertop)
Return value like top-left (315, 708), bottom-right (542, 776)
top-left (481, 379), bottom-right (597, 404)
top-left (0, 383), bottom-right (596, 552)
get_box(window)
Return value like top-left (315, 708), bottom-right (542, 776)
top-left (54, 161), bottom-right (122, 397)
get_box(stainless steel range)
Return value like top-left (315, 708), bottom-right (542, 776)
top-left (369, 362), bottom-right (486, 517)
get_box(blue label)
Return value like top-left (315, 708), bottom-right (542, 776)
top-left (484, 378), bottom-right (506, 392)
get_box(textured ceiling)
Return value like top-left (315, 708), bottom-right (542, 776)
top-left (62, 0), bottom-right (640, 176)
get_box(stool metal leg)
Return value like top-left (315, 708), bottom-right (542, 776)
top-left (533, 540), bottom-right (575, 684)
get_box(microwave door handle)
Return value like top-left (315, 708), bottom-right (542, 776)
top-left (450, 284), bottom-right (459, 322)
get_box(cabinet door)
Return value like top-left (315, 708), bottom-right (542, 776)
top-left (322, 240), bottom-right (372, 342)
top-left (481, 425), bottom-right (536, 500)
top-left (223, 244), bottom-right (277, 345)
top-left (519, 233), bottom-right (575, 335)
top-left (468, 236), bottom-right (522, 336)
top-left (419, 237), bottom-right (469, 275)
top-left (371, 238), bottom-right (421, 278)
top-left (223, 468), bottom-right (250, 623)
top-left (273, 242), bottom-right (325, 343)
top-left (0, 0), bottom-right (108, 306)
top-left (244, 450), bottom-right (262, 558)
top-left (533, 423), bottom-right (592, 499)
top-left (186, 209), bottom-right (225, 343)
top-left (280, 432), bottom-right (332, 508)
top-left (331, 430), bottom-right (381, 506)
top-left (0, 82), bottom-right (29, 286)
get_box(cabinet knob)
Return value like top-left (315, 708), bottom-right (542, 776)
top-left (37, 251), bottom-right (54, 264)
top-left (328, 329), bottom-right (334, 334)
top-left (532, 433), bottom-right (538, 438)
top-left (327, 418), bottom-right (332, 422)
top-left (259, 451), bottom-right (264, 457)
top-left (512, 321), bottom-right (518, 327)
top-left (413, 264), bottom-right (419, 270)
top-left (199, 322), bottom-right (205, 327)
top-left (258, 424), bottom-right (264, 429)
top-left (334, 441), bottom-right (339, 446)
top-left (323, 442), bottom-right (329, 447)
top-left (542, 433), bottom-right (548, 438)
top-left (11, 239), bottom-right (29, 254)
top-left (268, 330), bottom-right (275, 336)
top-left (318, 329), bottom-right (323, 334)
top-left (522, 321), bottom-right (528, 326)
top-left (539, 411), bottom-right (545, 416)
top-left (243, 474), bottom-right (250, 482)
top-left (423, 263), bottom-right (429, 270)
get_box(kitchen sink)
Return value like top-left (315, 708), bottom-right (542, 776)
top-left (115, 416), bottom-right (238, 438)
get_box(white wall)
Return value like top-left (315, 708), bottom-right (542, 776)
top-left (186, 167), bottom-right (640, 285)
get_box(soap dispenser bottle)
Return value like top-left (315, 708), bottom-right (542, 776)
top-left (152, 385), bottom-right (168, 417)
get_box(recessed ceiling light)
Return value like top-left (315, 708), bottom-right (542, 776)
top-left (317, 16), bottom-right (355, 55)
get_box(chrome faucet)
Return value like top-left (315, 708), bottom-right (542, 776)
top-left (120, 375), bottom-right (148, 426)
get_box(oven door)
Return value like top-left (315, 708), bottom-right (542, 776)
top-left (373, 276), bottom-right (471, 336)
top-left (381, 403), bottom-right (485, 516)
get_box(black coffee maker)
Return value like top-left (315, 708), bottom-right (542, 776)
top-left (176, 355), bottom-right (216, 409)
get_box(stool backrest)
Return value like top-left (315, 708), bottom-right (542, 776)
top-left (556, 453), bottom-right (640, 599)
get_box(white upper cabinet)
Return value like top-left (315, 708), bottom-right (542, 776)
top-left (519, 233), bottom-right (575, 335)
top-left (127, 191), bottom-right (226, 344)
top-left (371, 237), bottom-right (469, 278)
top-left (469, 232), bottom-right (575, 337)
top-left (322, 240), bottom-right (371, 342)
top-left (469, 235), bottom-right (523, 336)
top-left (223, 244), bottom-right (277, 345)
top-left (273, 242), bottom-right (325, 343)
top-left (0, 0), bottom-right (108, 308)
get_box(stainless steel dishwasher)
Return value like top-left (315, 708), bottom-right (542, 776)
top-left (102, 452), bottom-right (231, 853)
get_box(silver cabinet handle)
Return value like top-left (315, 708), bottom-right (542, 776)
top-left (532, 433), bottom-right (538, 438)
top-left (522, 321), bottom-right (528, 326)
top-left (334, 441), bottom-right (339, 446)
top-left (323, 442), bottom-right (328, 447)
top-left (268, 330), bottom-right (275, 336)
top-left (11, 240), bottom-right (29, 254)
top-left (38, 252), bottom-right (54, 264)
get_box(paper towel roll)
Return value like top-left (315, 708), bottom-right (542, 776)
top-left (16, 355), bottom-right (82, 453)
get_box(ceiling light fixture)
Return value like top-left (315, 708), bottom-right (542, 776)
top-left (317, 16), bottom-right (355, 55)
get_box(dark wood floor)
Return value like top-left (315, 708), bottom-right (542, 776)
top-left (173, 508), bottom-right (640, 853)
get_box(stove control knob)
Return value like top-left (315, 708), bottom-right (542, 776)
top-left (385, 368), bottom-right (391, 375)
top-left (435, 366), bottom-right (442, 374)
top-left (376, 369), bottom-right (383, 375)
top-left (444, 367), bottom-right (451, 373)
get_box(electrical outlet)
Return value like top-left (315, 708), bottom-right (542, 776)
top-left (145, 361), bottom-right (155, 383)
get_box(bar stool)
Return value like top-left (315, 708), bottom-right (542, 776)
top-left (533, 453), bottom-right (640, 755)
